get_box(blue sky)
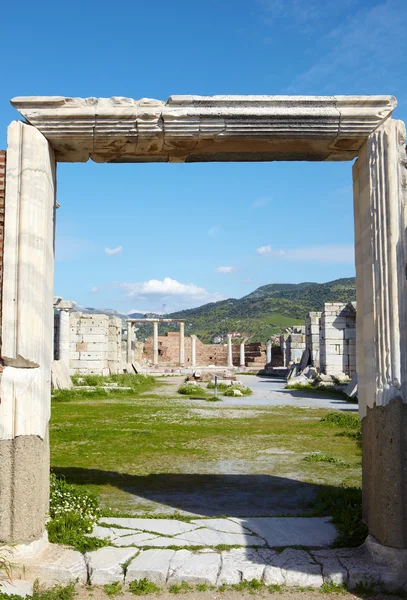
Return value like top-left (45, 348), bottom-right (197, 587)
top-left (1, 0), bottom-right (406, 313)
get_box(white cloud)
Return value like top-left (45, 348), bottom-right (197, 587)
top-left (252, 197), bottom-right (271, 209)
top-left (257, 243), bottom-right (354, 264)
top-left (215, 266), bottom-right (238, 274)
top-left (90, 286), bottom-right (99, 294)
top-left (120, 277), bottom-right (225, 312)
top-left (127, 308), bottom-right (148, 315)
top-left (256, 245), bottom-right (286, 256)
top-left (105, 246), bottom-right (123, 255)
top-left (208, 225), bottom-right (222, 238)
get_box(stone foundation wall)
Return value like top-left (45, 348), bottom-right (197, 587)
top-left (69, 314), bottom-right (122, 375)
top-left (144, 333), bottom-right (229, 366)
top-left (319, 302), bottom-right (356, 377)
top-left (285, 328), bottom-right (306, 365)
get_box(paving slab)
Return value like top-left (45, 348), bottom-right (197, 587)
top-left (172, 528), bottom-right (265, 547)
top-left (19, 544), bottom-right (87, 585)
top-left (0, 581), bottom-right (33, 597)
top-left (168, 550), bottom-right (221, 585)
top-left (102, 518), bottom-right (199, 535)
top-left (232, 516), bottom-right (337, 547)
top-left (218, 548), bottom-right (276, 585)
top-left (112, 532), bottom-right (158, 546)
top-left (191, 518), bottom-right (252, 534)
top-left (127, 549), bottom-right (175, 585)
top-left (86, 547), bottom-right (139, 584)
top-left (264, 548), bottom-right (323, 587)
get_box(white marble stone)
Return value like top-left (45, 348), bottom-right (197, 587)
top-left (11, 96), bottom-right (396, 163)
top-left (0, 121), bottom-right (55, 440)
top-left (86, 547), bottom-right (138, 584)
top-left (127, 549), bottom-right (175, 585)
top-left (264, 549), bottom-right (323, 588)
top-left (101, 518), bottom-right (199, 535)
top-left (0, 581), bottom-right (33, 597)
top-left (173, 528), bottom-right (265, 547)
top-left (168, 550), bottom-right (221, 586)
top-left (232, 517), bottom-right (337, 547)
top-left (218, 548), bottom-right (276, 585)
top-left (20, 544), bottom-right (87, 585)
top-left (191, 518), bottom-right (252, 534)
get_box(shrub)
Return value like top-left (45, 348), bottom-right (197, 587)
top-left (223, 383), bottom-right (252, 396)
top-left (103, 582), bottom-right (122, 597)
top-left (128, 579), bottom-right (160, 595)
top-left (321, 412), bottom-right (360, 429)
top-left (177, 383), bottom-right (204, 396)
top-left (206, 382), bottom-right (230, 391)
top-left (47, 473), bottom-right (106, 553)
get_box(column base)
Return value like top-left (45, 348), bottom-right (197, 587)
top-left (0, 433), bottom-right (49, 544)
top-left (362, 397), bottom-right (407, 548)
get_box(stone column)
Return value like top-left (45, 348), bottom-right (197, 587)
top-left (191, 335), bottom-right (197, 367)
top-left (179, 322), bottom-right (185, 366)
top-left (0, 121), bottom-right (56, 544)
top-left (266, 340), bottom-right (272, 364)
top-left (240, 342), bottom-right (245, 369)
top-left (56, 301), bottom-right (75, 365)
top-left (227, 334), bottom-right (233, 367)
top-left (153, 321), bottom-right (159, 366)
top-left (126, 320), bottom-right (134, 363)
top-left (353, 118), bottom-right (407, 549)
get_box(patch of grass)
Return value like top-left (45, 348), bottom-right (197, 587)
top-left (321, 412), bottom-right (360, 429)
top-left (205, 396), bottom-right (221, 402)
top-left (128, 579), bottom-right (160, 595)
top-left (33, 582), bottom-right (77, 600)
top-left (303, 452), bottom-right (350, 466)
top-left (286, 382), bottom-right (315, 390)
top-left (231, 578), bottom-right (263, 593)
top-left (53, 374), bottom-right (156, 402)
top-left (267, 584), bottom-right (283, 592)
top-left (217, 583), bottom-right (228, 592)
top-left (353, 582), bottom-right (377, 596)
top-left (195, 583), bottom-right (209, 591)
top-left (207, 382), bottom-right (231, 391)
top-left (177, 383), bottom-right (206, 396)
top-left (312, 485), bottom-right (368, 547)
top-left (223, 383), bottom-right (252, 396)
top-left (103, 582), bottom-right (122, 597)
top-left (168, 581), bottom-right (193, 594)
top-left (336, 430), bottom-right (362, 441)
top-left (320, 581), bottom-right (347, 593)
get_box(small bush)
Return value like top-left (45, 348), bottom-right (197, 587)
top-left (128, 579), bottom-right (160, 595)
top-left (168, 581), bottom-right (192, 594)
top-left (231, 578), bottom-right (263, 592)
top-left (47, 473), bottom-right (106, 553)
top-left (207, 382), bottom-right (230, 391)
top-left (177, 383), bottom-right (204, 396)
top-left (223, 383), bottom-right (252, 397)
top-left (103, 581), bottom-right (122, 597)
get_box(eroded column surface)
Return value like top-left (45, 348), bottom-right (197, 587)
top-left (57, 301), bottom-right (75, 365)
top-left (0, 121), bottom-right (56, 544)
top-left (227, 334), bottom-right (233, 368)
top-left (153, 321), bottom-right (159, 366)
top-left (266, 340), bottom-right (272, 364)
top-left (126, 320), bottom-right (134, 363)
top-left (240, 342), bottom-right (245, 368)
top-left (353, 118), bottom-right (407, 548)
top-left (191, 335), bottom-right (197, 367)
top-left (179, 322), bottom-right (185, 366)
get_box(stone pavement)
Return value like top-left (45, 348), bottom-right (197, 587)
top-left (80, 518), bottom-right (406, 591)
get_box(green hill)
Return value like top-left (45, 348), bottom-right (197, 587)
top-left (131, 277), bottom-right (356, 343)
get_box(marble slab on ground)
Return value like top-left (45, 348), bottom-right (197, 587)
top-left (85, 547), bottom-right (139, 584)
top-left (96, 516), bottom-right (336, 548)
top-left (231, 516), bottom-right (337, 547)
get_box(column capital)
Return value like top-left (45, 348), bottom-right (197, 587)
top-left (56, 300), bottom-right (76, 312)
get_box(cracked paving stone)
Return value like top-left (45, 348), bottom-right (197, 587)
top-left (190, 518), bottom-right (252, 534)
top-left (86, 547), bottom-right (138, 584)
top-left (101, 518), bottom-right (199, 536)
top-left (127, 549), bottom-right (175, 586)
top-left (172, 528), bottom-right (265, 547)
top-left (167, 550), bottom-right (221, 586)
top-left (232, 517), bottom-right (337, 547)
top-left (218, 548), bottom-right (277, 585)
top-left (264, 548), bottom-right (323, 588)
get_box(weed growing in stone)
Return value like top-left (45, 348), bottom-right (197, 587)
top-left (168, 581), bottom-right (193, 593)
top-left (320, 581), bottom-right (347, 593)
top-left (223, 383), bottom-right (252, 396)
top-left (103, 582), bottom-right (122, 597)
top-left (303, 452), bottom-right (350, 466)
top-left (231, 578), bottom-right (263, 593)
top-left (128, 579), bottom-right (160, 595)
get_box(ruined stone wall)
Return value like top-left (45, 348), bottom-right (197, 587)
top-left (305, 312), bottom-right (322, 368)
top-left (285, 328), bottom-right (306, 365)
top-left (144, 333), bottom-right (229, 366)
top-left (0, 151), bottom-right (5, 338)
top-left (69, 313), bottom-right (122, 375)
top-left (319, 303), bottom-right (356, 377)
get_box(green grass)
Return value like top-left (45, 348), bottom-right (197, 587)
top-left (177, 383), bottom-right (207, 396)
top-left (321, 412), bottom-right (360, 429)
top-left (103, 582), bottom-right (122, 597)
top-left (303, 452), bottom-right (351, 466)
top-left (168, 581), bottom-right (193, 594)
top-left (53, 374), bottom-right (156, 402)
top-left (128, 578), bottom-right (160, 595)
top-left (0, 583), bottom-right (78, 600)
top-left (50, 378), bottom-right (362, 515)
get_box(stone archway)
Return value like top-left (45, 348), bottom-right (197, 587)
top-left (0, 95), bottom-right (405, 551)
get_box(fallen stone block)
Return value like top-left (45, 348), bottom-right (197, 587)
top-left (0, 581), bottom-right (33, 597)
top-left (17, 544), bottom-right (87, 585)
top-left (51, 360), bottom-right (73, 390)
